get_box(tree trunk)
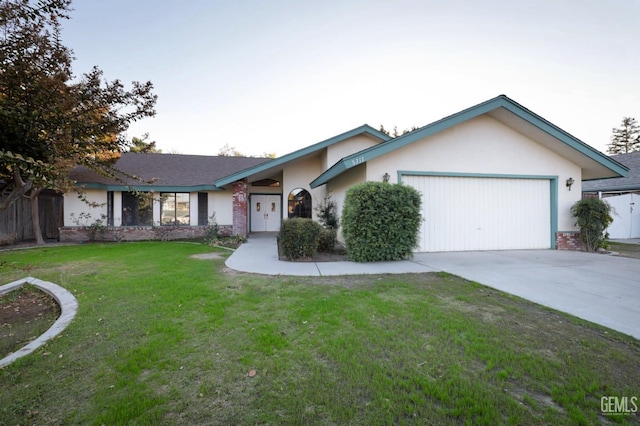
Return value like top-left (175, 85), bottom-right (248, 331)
top-left (30, 188), bottom-right (45, 245)
top-left (0, 172), bottom-right (33, 211)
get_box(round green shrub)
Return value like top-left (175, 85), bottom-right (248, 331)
top-left (342, 181), bottom-right (422, 262)
top-left (279, 218), bottom-right (322, 260)
top-left (571, 198), bottom-right (613, 252)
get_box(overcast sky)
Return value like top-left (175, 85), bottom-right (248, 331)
top-left (61, 0), bottom-right (640, 157)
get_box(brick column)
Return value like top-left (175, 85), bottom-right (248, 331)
top-left (555, 231), bottom-right (584, 251)
top-left (232, 179), bottom-right (249, 237)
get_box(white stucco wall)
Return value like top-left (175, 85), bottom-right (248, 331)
top-left (189, 193), bottom-right (199, 225)
top-left (210, 192), bottom-right (233, 225)
top-left (152, 193), bottom-right (161, 225)
top-left (326, 164), bottom-right (367, 241)
top-left (283, 156), bottom-right (326, 221)
top-left (325, 134), bottom-right (381, 169)
top-left (63, 189), bottom-right (108, 226)
top-left (366, 115), bottom-right (582, 231)
top-left (113, 191), bottom-right (123, 226)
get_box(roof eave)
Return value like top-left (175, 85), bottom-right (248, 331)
top-left (582, 184), bottom-right (640, 193)
top-left (310, 160), bottom-right (349, 188)
top-left (215, 124), bottom-right (390, 187)
top-left (319, 95), bottom-right (628, 185)
top-left (76, 183), bottom-right (223, 192)
top-left (497, 97), bottom-right (629, 177)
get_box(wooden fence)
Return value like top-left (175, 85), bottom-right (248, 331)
top-left (0, 190), bottom-right (63, 242)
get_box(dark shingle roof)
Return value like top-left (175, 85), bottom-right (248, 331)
top-left (583, 151), bottom-right (640, 192)
top-left (70, 153), bottom-right (271, 189)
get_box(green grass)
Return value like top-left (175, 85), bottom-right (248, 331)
top-left (609, 241), bottom-right (640, 259)
top-left (0, 242), bottom-right (638, 425)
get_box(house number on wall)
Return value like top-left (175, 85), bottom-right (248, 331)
top-left (351, 156), bottom-right (365, 166)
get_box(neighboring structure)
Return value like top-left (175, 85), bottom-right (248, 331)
top-left (0, 190), bottom-right (63, 243)
top-left (61, 154), bottom-right (269, 242)
top-left (583, 151), bottom-right (640, 239)
top-left (63, 95), bottom-right (627, 251)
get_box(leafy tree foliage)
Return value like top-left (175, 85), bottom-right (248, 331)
top-left (607, 117), bottom-right (639, 154)
top-left (218, 143), bottom-right (244, 157)
top-left (129, 133), bottom-right (161, 153)
top-left (0, 0), bottom-right (157, 243)
top-left (218, 143), bottom-right (275, 158)
top-left (378, 124), bottom-right (419, 137)
top-left (342, 181), bottom-right (421, 262)
top-left (571, 198), bottom-right (613, 252)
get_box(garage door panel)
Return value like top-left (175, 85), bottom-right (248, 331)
top-left (404, 176), bottom-right (550, 252)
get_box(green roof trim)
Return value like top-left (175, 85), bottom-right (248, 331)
top-left (310, 95), bottom-right (628, 188)
top-left (78, 183), bottom-right (223, 192)
top-left (215, 124), bottom-right (390, 187)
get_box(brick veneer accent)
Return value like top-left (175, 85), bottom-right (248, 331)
top-left (59, 225), bottom-right (232, 243)
top-left (555, 231), bottom-right (584, 251)
top-left (232, 179), bottom-right (249, 237)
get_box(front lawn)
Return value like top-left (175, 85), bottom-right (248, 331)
top-left (609, 241), bottom-right (640, 260)
top-left (0, 242), bottom-right (638, 425)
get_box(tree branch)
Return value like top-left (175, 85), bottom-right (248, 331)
top-left (0, 174), bottom-right (33, 210)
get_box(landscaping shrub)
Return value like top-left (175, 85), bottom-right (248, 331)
top-left (571, 198), bottom-right (613, 252)
top-left (317, 227), bottom-right (337, 253)
top-left (279, 218), bottom-right (322, 259)
top-left (315, 195), bottom-right (339, 229)
top-left (342, 181), bottom-right (421, 262)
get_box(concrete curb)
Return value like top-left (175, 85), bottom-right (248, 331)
top-left (0, 277), bottom-right (78, 368)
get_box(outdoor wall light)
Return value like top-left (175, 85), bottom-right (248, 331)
top-left (566, 177), bottom-right (575, 191)
top-left (383, 172), bottom-right (390, 183)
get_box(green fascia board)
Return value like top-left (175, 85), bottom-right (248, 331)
top-left (77, 183), bottom-right (223, 192)
top-left (582, 184), bottom-right (640, 193)
top-left (310, 160), bottom-right (350, 188)
top-left (215, 124), bottom-right (391, 187)
top-left (397, 171), bottom-right (559, 249)
top-left (310, 95), bottom-right (628, 188)
top-left (497, 96), bottom-right (628, 176)
top-left (397, 171), bottom-right (558, 180)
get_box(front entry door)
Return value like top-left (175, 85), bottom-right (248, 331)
top-left (251, 195), bottom-right (281, 232)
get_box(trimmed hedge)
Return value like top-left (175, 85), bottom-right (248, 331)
top-left (571, 198), bottom-right (613, 252)
top-left (317, 227), bottom-right (337, 253)
top-left (279, 218), bottom-right (322, 260)
top-left (342, 181), bottom-right (422, 262)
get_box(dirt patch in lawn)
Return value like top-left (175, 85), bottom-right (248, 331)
top-left (190, 252), bottom-right (225, 260)
top-left (0, 285), bottom-right (60, 358)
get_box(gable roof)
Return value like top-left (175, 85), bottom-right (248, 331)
top-left (582, 151), bottom-right (640, 192)
top-left (310, 95), bottom-right (628, 188)
top-left (214, 124), bottom-right (390, 187)
top-left (71, 153), bottom-right (270, 191)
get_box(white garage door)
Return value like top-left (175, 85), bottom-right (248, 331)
top-left (403, 175), bottom-right (551, 252)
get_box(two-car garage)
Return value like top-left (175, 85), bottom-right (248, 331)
top-left (402, 174), bottom-right (552, 252)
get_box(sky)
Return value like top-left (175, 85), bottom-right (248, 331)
top-left (61, 0), bottom-right (640, 157)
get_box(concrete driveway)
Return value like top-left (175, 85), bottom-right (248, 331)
top-left (412, 250), bottom-right (640, 340)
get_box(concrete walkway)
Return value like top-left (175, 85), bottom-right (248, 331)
top-left (226, 234), bottom-right (640, 339)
